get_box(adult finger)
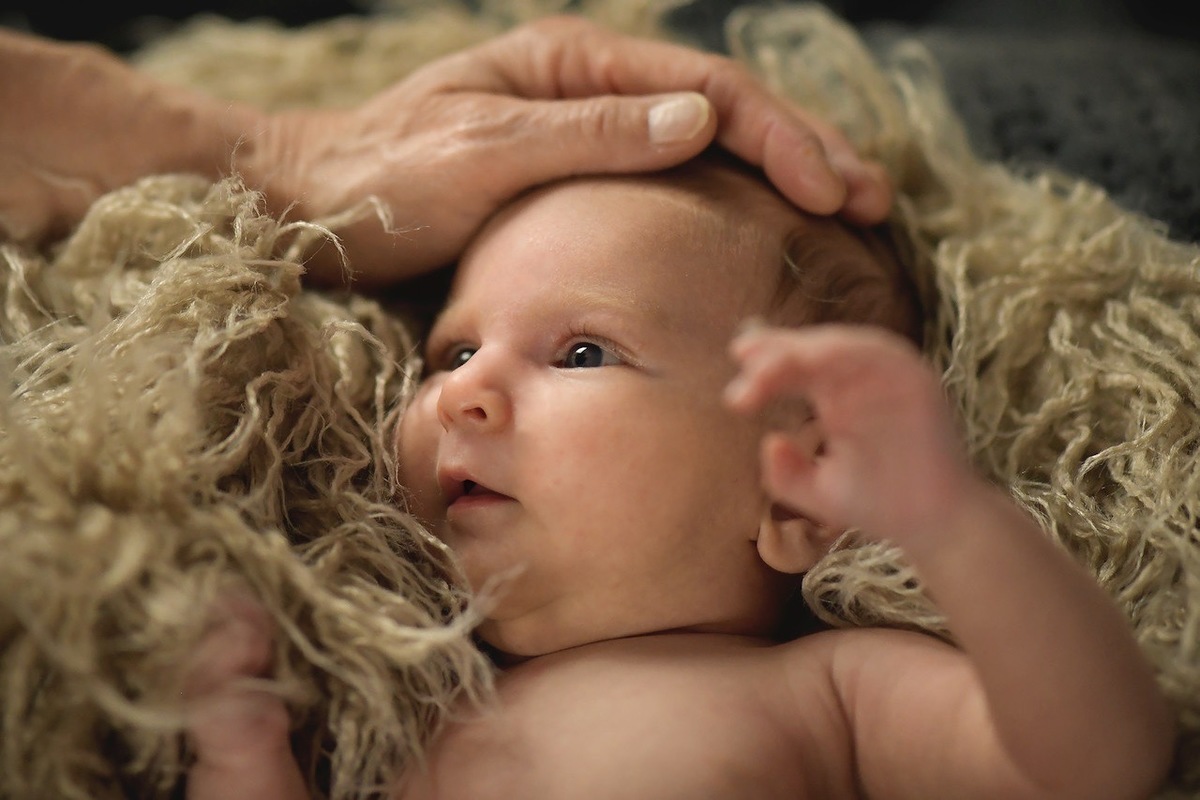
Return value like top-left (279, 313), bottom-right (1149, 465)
top-left (470, 16), bottom-right (890, 221)
top-left (459, 91), bottom-right (720, 189)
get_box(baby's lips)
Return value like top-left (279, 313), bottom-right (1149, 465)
top-left (437, 465), bottom-right (475, 504)
top-left (438, 464), bottom-right (514, 506)
top-left (459, 479), bottom-right (509, 499)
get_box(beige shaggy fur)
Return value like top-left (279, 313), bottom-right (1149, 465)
top-left (2, 2), bottom-right (1197, 797)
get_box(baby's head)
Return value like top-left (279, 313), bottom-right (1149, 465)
top-left (660, 152), bottom-right (918, 340)
top-left (397, 153), bottom-right (919, 657)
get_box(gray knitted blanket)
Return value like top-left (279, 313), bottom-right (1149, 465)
top-left (669, 1), bottom-right (1200, 243)
top-left (865, 25), bottom-right (1200, 244)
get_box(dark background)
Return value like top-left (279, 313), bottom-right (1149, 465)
top-left (4, 0), bottom-right (1198, 241)
top-left (2, 0), bottom-right (1197, 55)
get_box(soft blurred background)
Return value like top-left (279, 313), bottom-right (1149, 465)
top-left (3, 0), bottom-right (1197, 54)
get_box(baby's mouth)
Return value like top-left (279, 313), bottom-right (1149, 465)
top-left (451, 479), bottom-right (511, 505)
top-left (437, 465), bottom-right (514, 508)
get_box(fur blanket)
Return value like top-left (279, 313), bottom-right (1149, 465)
top-left (2, 2), bottom-right (1198, 797)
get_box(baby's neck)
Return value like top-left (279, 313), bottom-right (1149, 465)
top-left (483, 629), bottom-right (784, 670)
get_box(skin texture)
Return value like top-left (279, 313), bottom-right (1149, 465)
top-left (185, 164), bottom-right (1175, 799)
top-left (0, 16), bottom-right (891, 287)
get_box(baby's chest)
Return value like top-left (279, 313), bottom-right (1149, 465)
top-left (526, 676), bottom-right (788, 793)
top-left (406, 644), bottom-right (855, 799)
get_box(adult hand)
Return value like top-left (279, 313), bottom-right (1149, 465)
top-left (1, 16), bottom-right (892, 287)
top-left (245, 15), bottom-right (892, 286)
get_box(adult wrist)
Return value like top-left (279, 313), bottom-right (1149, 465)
top-left (0, 29), bottom-right (269, 242)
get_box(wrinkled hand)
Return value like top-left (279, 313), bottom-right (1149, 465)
top-left (725, 324), bottom-right (973, 546)
top-left (239, 15), bottom-right (893, 286)
top-left (183, 591), bottom-right (309, 800)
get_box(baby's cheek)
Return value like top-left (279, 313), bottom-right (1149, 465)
top-left (395, 387), bottom-right (441, 514)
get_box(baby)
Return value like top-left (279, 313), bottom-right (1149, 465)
top-left (186, 155), bottom-right (1175, 800)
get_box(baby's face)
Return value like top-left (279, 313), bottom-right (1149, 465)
top-left (397, 171), bottom-right (803, 657)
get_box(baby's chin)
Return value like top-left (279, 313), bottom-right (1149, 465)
top-left (465, 563), bottom-right (790, 659)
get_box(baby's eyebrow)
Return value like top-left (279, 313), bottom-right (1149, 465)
top-left (552, 285), bottom-right (669, 323)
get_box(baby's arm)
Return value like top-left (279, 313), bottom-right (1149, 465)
top-left (183, 592), bottom-right (310, 800)
top-left (726, 324), bottom-right (1175, 800)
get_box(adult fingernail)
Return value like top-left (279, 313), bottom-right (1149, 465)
top-left (838, 157), bottom-right (893, 222)
top-left (830, 152), bottom-right (872, 188)
top-left (649, 93), bottom-right (710, 144)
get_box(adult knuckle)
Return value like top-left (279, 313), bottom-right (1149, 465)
top-left (506, 13), bottom-right (597, 58)
top-left (437, 102), bottom-right (527, 153)
top-left (574, 101), bottom-right (625, 141)
top-left (700, 53), bottom-right (760, 97)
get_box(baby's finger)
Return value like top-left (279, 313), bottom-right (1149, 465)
top-left (186, 692), bottom-right (309, 800)
top-left (761, 431), bottom-right (859, 533)
top-left (725, 331), bottom-right (822, 413)
top-left (183, 592), bottom-right (274, 699)
top-left (759, 432), bottom-right (820, 510)
top-left (183, 592), bottom-right (309, 800)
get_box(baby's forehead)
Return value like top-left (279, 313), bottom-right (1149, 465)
top-left (562, 164), bottom-right (916, 338)
top-left (446, 167), bottom-right (796, 327)
top-left (614, 162), bottom-right (796, 232)
top-left (532, 163), bottom-right (801, 262)
top-left (459, 158), bottom-right (902, 325)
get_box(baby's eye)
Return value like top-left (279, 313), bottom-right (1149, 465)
top-left (560, 341), bottom-right (621, 369)
top-left (441, 345), bottom-right (476, 371)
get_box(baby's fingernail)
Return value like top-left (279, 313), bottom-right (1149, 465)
top-left (724, 375), bottom-right (751, 407)
top-left (731, 317), bottom-right (768, 354)
top-left (735, 316), bottom-right (767, 337)
top-left (649, 93), bottom-right (710, 144)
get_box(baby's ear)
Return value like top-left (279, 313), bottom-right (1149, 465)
top-left (756, 505), bottom-right (832, 574)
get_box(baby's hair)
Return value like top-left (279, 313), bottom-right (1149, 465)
top-left (671, 146), bottom-right (923, 343)
top-left (775, 221), bottom-right (923, 344)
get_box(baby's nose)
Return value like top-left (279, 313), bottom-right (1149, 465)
top-left (435, 356), bottom-right (512, 432)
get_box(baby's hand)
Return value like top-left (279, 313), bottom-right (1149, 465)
top-left (726, 324), bottom-right (975, 548)
top-left (183, 589), bottom-right (310, 800)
